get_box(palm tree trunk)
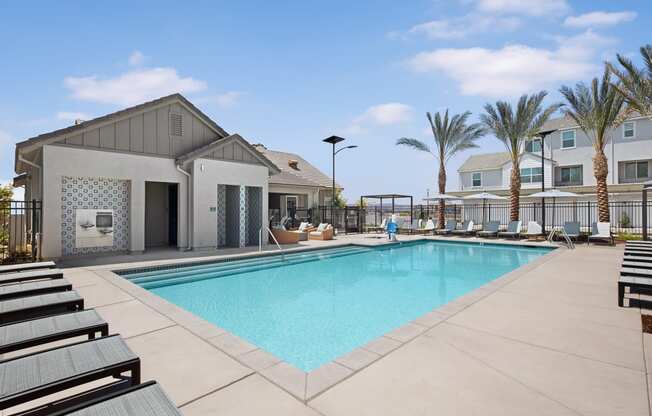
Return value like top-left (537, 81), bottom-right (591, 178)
top-left (437, 160), bottom-right (446, 229)
top-left (593, 150), bottom-right (610, 222)
top-left (509, 161), bottom-right (521, 221)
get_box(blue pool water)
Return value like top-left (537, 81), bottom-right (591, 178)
top-left (122, 241), bottom-right (552, 371)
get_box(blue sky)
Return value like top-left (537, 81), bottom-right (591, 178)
top-left (0, 0), bottom-right (649, 201)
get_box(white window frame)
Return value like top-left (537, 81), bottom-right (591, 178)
top-left (520, 167), bottom-right (543, 184)
top-left (623, 121), bottom-right (635, 139)
top-left (471, 172), bottom-right (482, 188)
top-left (524, 138), bottom-right (542, 153)
top-left (560, 129), bottom-right (576, 149)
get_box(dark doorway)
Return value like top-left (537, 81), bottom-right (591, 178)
top-left (145, 182), bottom-right (178, 248)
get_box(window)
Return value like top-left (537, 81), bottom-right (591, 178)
top-left (623, 121), bottom-right (635, 139)
top-left (560, 166), bottom-right (582, 185)
top-left (622, 161), bottom-right (650, 182)
top-left (524, 138), bottom-right (542, 153)
top-left (472, 172), bottom-right (482, 187)
top-left (170, 113), bottom-right (183, 136)
top-left (561, 130), bottom-right (575, 149)
top-left (520, 167), bottom-right (543, 183)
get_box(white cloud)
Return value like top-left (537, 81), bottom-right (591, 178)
top-left (194, 91), bottom-right (245, 109)
top-left (472, 0), bottom-right (570, 16)
top-left (564, 11), bottom-right (637, 28)
top-left (56, 111), bottom-right (91, 122)
top-left (344, 103), bottom-right (413, 135)
top-left (408, 30), bottom-right (613, 98)
top-left (64, 67), bottom-right (207, 106)
top-left (409, 14), bottom-right (522, 40)
top-left (128, 50), bottom-right (146, 66)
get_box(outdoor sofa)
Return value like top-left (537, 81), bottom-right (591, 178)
top-left (270, 227), bottom-right (301, 244)
top-left (498, 221), bottom-right (522, 239)
top-left (309, 224), bottom-right (334, 240)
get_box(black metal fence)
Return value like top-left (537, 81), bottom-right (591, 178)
top-left (317, 200), bottom-right (652, 236)
top-left (1, 200), bottom-right (42, 264)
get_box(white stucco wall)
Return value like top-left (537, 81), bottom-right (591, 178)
top-left (42, 145), bottom-right (189, 258)
top-left (191, 158), bottom-right (269, 249)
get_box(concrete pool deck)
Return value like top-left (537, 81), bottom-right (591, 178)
top-left (7, 235), bottom-right (650, 415)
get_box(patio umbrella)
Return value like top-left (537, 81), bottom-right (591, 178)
top-left (463, 192), bottom-right (506, 225)
top-left (528, 189), bottom-right (580, 236)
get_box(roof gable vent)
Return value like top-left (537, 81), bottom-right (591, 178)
top-left (170, 113), bottom-right (183, 136)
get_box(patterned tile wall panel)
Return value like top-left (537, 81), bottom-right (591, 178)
top-left (246, 186), bottom-right (262, 246)
top-left (61, 177), bottom-right (130, 256)
top-left (239, 185), bottom-right (247, 247)
top-left (217, 184), bottom-right (226, 247)
top-left (225, 185), bottom-right (241, 247)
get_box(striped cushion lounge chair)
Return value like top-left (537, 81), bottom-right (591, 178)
top-left (0, 279), bottom-right (72, 301)
top-left (0, 335), bottom-right (140, 414)
top-left (49, 381), bottom-right (180, 416)
top-left (0, 291), bottom-right (84, 324)
top-left (0, 309), bottom-right (108, 354)
top-left (0, 268), bottom-right (63, 285)
top-left (0, 261), bottom-right (56, 274)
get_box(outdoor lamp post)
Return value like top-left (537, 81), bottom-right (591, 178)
top-left (323, 136), bottom-right (357, 225)
top-left (536, 128), bottom-right (557, 232)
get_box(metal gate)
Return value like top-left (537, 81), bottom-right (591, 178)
top-left (1, 200), bottom-right (42, 264)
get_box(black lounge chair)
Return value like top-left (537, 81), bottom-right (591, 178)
top-left (0, 291), bottom-right (84, 324)
top-left (0, 309), bottom-right (108, 354)
top-left (0, 335), bottom-right (140, 414)
top-left (618, 274), bottom-right (652, 307)
top-left (49, 381), bottom-right (180, 416)
top-left (498, 220), bottom-right (522, 239)
top-left (477, 221), bottom-right (500, 238)
top-left (0, 261), bottom-right (56, 274)
top-left (435, 220), bottom-right (457, 235)
top-left (0, 278), bottom-right (72, 301)
top-left (0, 268), bottom-right (63, 285)
top-left (563, 221), bottom-right (581, 241)
top-left (621, 267), bottom-right (652, 278)
top-left (625, 255), bottom-right (652, 263)
top-left (623, 261), bottom-right (652, 270)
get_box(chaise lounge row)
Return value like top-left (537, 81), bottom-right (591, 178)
top-left (618, 240), bottom-right (652, 307)
top-left (0, 261), bottom-right (181, 415)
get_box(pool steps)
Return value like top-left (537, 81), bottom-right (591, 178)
top-left (126, 246), bottom-right (372, 289)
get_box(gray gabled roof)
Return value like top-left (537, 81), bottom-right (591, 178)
top-left (458, 152), bottom-right (511, 172)
top-left (254, 145), bottom-right (337, 189)
top-left (175, 134), bottom-right (280, 174)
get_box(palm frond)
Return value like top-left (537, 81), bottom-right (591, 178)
top-left (396, 137), bottom-right (432, 154)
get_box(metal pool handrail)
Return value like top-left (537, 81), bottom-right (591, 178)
top-left (259, 227), bottom-right (285, 258)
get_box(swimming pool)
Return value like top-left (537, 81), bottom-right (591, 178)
top-left (121, 241), bottom-right (552, 371)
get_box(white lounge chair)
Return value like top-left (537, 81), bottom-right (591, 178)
top-left (588, 222), bottom-right (614, 245)
top-left (417, 219), bottom-right (436, 235)
top-left (477, 221), bottom-right (500, 238)
top-left (525, 221), bottom-right (543, 240)
top-left (498, 221), bottom-right (522, 239)
top-left (452, 220), bottom-right (475, 236)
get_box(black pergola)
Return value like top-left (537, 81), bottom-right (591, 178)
top-left (360, 194), bottom-right (413, 226)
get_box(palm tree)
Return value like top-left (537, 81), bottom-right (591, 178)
top-left (397, 110), bottom-right (485, 228)
top-left (481, 92), bottom-right (562, 221)
top-left (560, 68), bottom-right (625, 223)
top-left (607, 44), bottom-right (652, 119)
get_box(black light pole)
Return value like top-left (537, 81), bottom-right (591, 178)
top-left (536, 129), bottom-right (557, 232)
top-left (323, 136), bottom-right (357, 225)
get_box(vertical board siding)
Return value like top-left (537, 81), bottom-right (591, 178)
top-left (115, 119), bottom-right (130, 151)
top-left (130, 114), bottom-right (144, 153)
top-left (99, 124), bottom-right (115, 149)
top-left (143, 110), bottom-right (157, 154)
top-left (156, 107), bottom-right (170, 155)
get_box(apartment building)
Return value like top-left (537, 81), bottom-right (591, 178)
top-left (456, 114), bottom-right (652, 199)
